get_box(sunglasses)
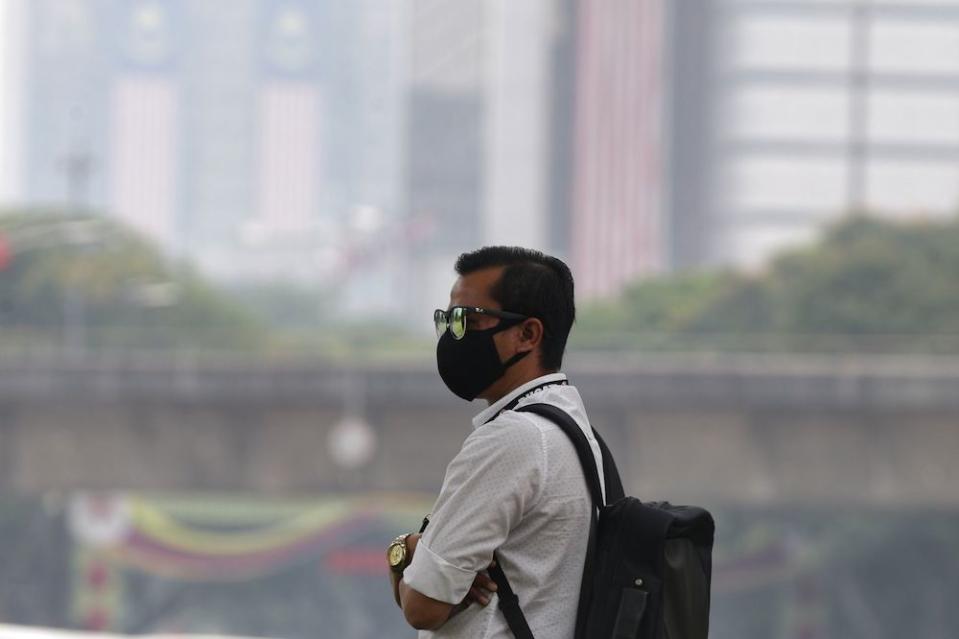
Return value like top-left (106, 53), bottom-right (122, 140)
top-left (433, 306), bottom-right (528, 340)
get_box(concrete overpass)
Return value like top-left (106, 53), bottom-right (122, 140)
top-left (1, 352), bottom-right (957, 506)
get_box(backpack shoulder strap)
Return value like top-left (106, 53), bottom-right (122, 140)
top-left (517, 402), bottom-right (623, 508)
top-left (487, 402), bottom-right (602, 639)
top-left (592, 427), bottom-right (626, 502)
top-left (488, 557), bottom-right (534, 639)
top-left (513, 402), bottom-right (610, 639)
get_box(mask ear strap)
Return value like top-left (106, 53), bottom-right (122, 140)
top-left (493, 316), bottom-right (532, 370)
top-left (501, 349), bottom-right (530, 369)
top-left (491, 315), bottom-right (526, 334)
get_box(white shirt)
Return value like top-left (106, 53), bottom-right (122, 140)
top-left (404, 373), bottom-right (606, 639)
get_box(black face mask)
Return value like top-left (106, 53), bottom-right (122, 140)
top-left (436, 321), bottom-right (530, 401)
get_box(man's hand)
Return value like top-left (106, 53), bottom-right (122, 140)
top-left (460, 560), bottom-right (498, 607)
top-left (397, 536), bottom-right (498, 609)
top-left (390, 533), bottom-right (500, 630)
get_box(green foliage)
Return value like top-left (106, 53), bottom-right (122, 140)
top-left (227, 281), bottom-right (332, 331)
top-left (11, 210), bottom-right (955, 357)
top-left (222, 283), bottom-right (434, 360)
top-left (0, 210), bottom-right (265, 352)
top-left (574, 214), bottom-right (959, 353)
top-left (575, 271), bottom-right (738, 349)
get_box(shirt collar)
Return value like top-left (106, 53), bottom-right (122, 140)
top-left (471, 372), bottom-right (568, 430)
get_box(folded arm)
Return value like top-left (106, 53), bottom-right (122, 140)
top-left (394, 534), bottom-right (498, 630)
top-left (395, 418), bottom-right (544, 630)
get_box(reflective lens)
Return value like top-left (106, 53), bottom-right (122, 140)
top-left (434, 307), bottom-right (468, 340)
top-left (433, 309), bottom-right (446, 338)
top-left (449, 307), bottom-right (466, 339)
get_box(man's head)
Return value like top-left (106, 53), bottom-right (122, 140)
top-left (435, 246), bottom-right (575, 402)
top-left (454, 246), bottom-right (575, 371)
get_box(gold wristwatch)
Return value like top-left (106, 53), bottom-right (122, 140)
top-left (387, 533), bottom-right (411, 574)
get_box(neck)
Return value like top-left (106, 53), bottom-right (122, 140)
top-left (482, 364), bottom-right (552, 405)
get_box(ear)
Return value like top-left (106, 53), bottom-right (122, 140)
top-left (516, 317), bottom-right (544, 353)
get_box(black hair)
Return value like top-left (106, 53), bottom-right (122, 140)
top-left (455, 246), bottom-right (575, 371)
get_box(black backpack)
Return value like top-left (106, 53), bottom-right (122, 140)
top-left (485, 402), bottom-right (715, 639)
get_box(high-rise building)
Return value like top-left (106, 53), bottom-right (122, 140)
top-left (15, 0), bottom-right (408, 301)
top-left (569, 0), bottom-right (667, 299)
top-left (22, 0), bottom-right (113, 215)
top-left (482, 0), bottom-right (557, 250)
top-left (0, 0), bottom-right (27, 207)
top-left (110, 1), bottom-right (182, 248)
top-left (546, 0), bottom-right (578, 260)
top-left (685, 0), bottom-right (959, 268)
top-left (406, 0), bottom-right (669, 306)
top-left (572, 1), bottom-right (959, 283)
top-left (404, 0), bottom-right (485, 315)
top-left (405, 0), bottom-right (565, 315)
top-left (666, 0), bottom-right (719, 271)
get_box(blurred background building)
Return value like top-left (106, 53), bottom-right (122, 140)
top-left (2, 1), bottom-right (959, 638)
top-left (7, 1), bottom-right (959, 306)
top-left (705, 0), bottom-right (959, 268)
top-left (4, 0), bottom-right (408, 312)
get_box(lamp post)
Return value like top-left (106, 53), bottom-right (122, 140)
top-left (328, 369), bottom-right (378, 492)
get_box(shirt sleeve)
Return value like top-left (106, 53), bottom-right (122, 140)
top-left (403, 415), bottom-right (546, 604)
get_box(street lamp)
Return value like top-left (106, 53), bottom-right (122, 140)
top-left (328, 369), bottom-right (378, 472)
top-left (327, 414), bottom-right (377, 470)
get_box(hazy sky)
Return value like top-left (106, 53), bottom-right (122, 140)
top-left (0, 1), bottom-right (9, 202)
top-left (0, 0), bottom-right (22, 205)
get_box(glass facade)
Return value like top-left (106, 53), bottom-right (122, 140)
top-left (713, 1), bottom-right (959, 266)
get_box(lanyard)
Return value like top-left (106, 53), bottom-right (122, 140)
top-left (487, 379), bottom-right (568, 423)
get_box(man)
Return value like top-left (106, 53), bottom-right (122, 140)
top-left (387, 246), bottom-right (605, 638)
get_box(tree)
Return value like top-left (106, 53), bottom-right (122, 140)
top-left (0, 210), bottom-right (265, 352)
top-left (574, 215), bottom-right (959, 353)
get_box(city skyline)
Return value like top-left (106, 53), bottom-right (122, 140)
top-left (4, 0), bottom-right (959, 312)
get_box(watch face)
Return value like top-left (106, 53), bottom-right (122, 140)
top-left (388, 543), bottom-right (406, 567)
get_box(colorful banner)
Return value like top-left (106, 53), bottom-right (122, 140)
top-left (67, 493), bottom-right (431, 632)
